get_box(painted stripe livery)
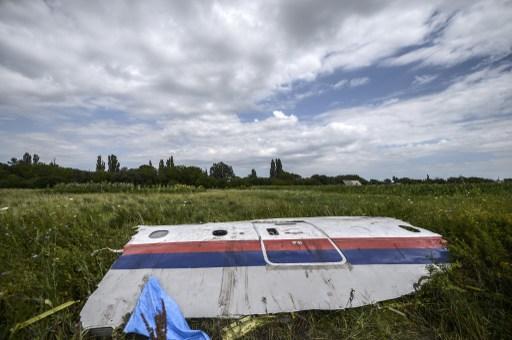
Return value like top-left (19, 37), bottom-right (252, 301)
top-left (113, 236), bottom-right (449, 269)
top-left (122, 236), bottom-right (446, 254)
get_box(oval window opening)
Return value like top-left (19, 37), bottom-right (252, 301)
top-left (398, 225), bottom-right (420, 233)
top-left (212, 229), bottom-right (228, 236)
top-left (267, 228), bottom-right (279, 236)
top-left (149, 230), bottom-right (169, 239)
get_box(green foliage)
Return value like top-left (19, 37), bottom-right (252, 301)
top-left (107, 154), bottom-right (120, 173)
top-left (95, 155), bottom-right (105, 172)
top-left (209, 162), bottom-right (235, 180)
top-left (51, 182), bottom-right (203, 193)
top-left (268, 158), bottom-right (302, 183)
top-left (0, 183), bottom-right (510, 339)
top-left (275, 158), bottom-right (283, 177)
top-left (22, 152), bottom-right (32, 165)
top-left (1, 153), bottom-right (503, 189)
top-left (165, 156), bottom-right (174, 169)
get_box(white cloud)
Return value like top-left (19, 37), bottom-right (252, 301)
top-left (413, 74), bottom-right (438, 86)
top-left (1, 0), bottom-right (511, 178)
top-left (2, 0), bottom-right (502, 118)
top-left (386, 1), bottom-right (512, 67)
top-left (349, 77), bottom-right (370, 87)
top-left (2, 65), bottom-right (510, 178)
top-left (319, 65), bottom-right (512, 177)
top-left (333, 77), bottom-right (370, 89)
top-left (272, 110), bottom-right (298, 124)
top-left (333, 79), bottom-right (348, 88)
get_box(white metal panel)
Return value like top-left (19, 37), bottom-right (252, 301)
top-left (131, 222), bottom-right (259, 244)
top-left (253, 221), bottom-right (325, 240)
top-left (80, 263), bottom-right (430, 330)
top-left (80, 216), bottom-right (448, 334)
top-left (306, 216), bottom-right (440, 238)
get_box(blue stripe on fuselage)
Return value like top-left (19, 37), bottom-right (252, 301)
top-left (111, 248), bottom-right (449, 269)
top-left (343, 248), bottom-right (449, 265)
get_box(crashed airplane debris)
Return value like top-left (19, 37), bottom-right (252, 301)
top-left (80, 216), bottom-right (449, 335)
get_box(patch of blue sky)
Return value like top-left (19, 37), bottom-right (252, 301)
top-left (252, 56), bottom-right (489, 122)
top-left (0, 115), bottom-right (38, 133)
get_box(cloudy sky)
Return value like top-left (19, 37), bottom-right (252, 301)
top-left (1, 0), bottom-right (511, 179)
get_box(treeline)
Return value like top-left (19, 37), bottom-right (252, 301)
top-left (0, 152), bottom-right (507, 189)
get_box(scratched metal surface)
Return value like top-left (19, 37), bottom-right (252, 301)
top-left (80, 217), bottom-right (447, 333)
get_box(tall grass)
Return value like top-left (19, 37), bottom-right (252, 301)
top-left (0, 183), bottom-right (510, 339)
top-left (51, 182), bottom-right (204, 193)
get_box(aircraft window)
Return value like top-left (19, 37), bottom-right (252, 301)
top-left (398, 225), bottom-right (420, 233)
top-left (267, 228), bottom-right (279, 235)
top-left (212, 229), bottom-right (228, 236)
top-left (149, 230), bottom-right (169, 239)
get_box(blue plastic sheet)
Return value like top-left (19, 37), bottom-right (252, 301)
top-left (124, 277), bottom-right (210, 340)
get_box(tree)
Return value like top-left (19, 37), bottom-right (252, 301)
top-left (107, 154), bottom-right (120, 173)
top-left (136, 165), bottom-right (158, 185)
top-left (8, 158), bottom-right (17, 166)
top-left (250, 169), bottom-right (257, 178)
top-left (22, 152), bottom-right (32, 165)
top-left (149, 160), bottom-right (153, 168)
top-left (165, 156), bottom-right (175, 168)
top-left (33, 154), bottom-right (40, 165)
top-left (276, 158), bottom-right (283, 177)
top-left (158, 159), bottom-right (165, 173)
top-left (209, 162), bottom-right (235, 179)
top-left (96, 155), bottom-right (105, 172)
top-left (270, 159), bottom-right (276, 178)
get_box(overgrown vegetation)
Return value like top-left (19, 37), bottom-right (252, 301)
top-left (3, 152), bottom-right (504, 189)
top-left (51, 182), bottom-right (204, 194)
top-left (0, 183), bottom-right (510, 339)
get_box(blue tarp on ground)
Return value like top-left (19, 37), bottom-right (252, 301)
top-left (124, 276), bottom-right (210, 340)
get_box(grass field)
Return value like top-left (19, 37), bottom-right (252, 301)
top-left (0, 184), bottom-right (511, 339)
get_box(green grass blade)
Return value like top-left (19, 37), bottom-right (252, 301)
top-left (10, 300), bottom-right (79, 334)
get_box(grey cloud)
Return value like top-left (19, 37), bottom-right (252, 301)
top-left (277, 0), bottom-right (386, 46)
top-left (3, 64), bottom-right (509, 178)
top-left (1, 0), bottom-right (511, 178)
top-left (386, 1), bottom-right (512, 67)
top-left (0, 0), bottom-right (442, 117)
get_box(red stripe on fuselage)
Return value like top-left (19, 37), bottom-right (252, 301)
top-left (263, 239), bottom-right (335, 251)
top-left (124, 240), bottom-right (261, 255)
top-left (333, 236), bottom-right (445, 249)
top-left (123, 236), bottom-right (445, 255)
